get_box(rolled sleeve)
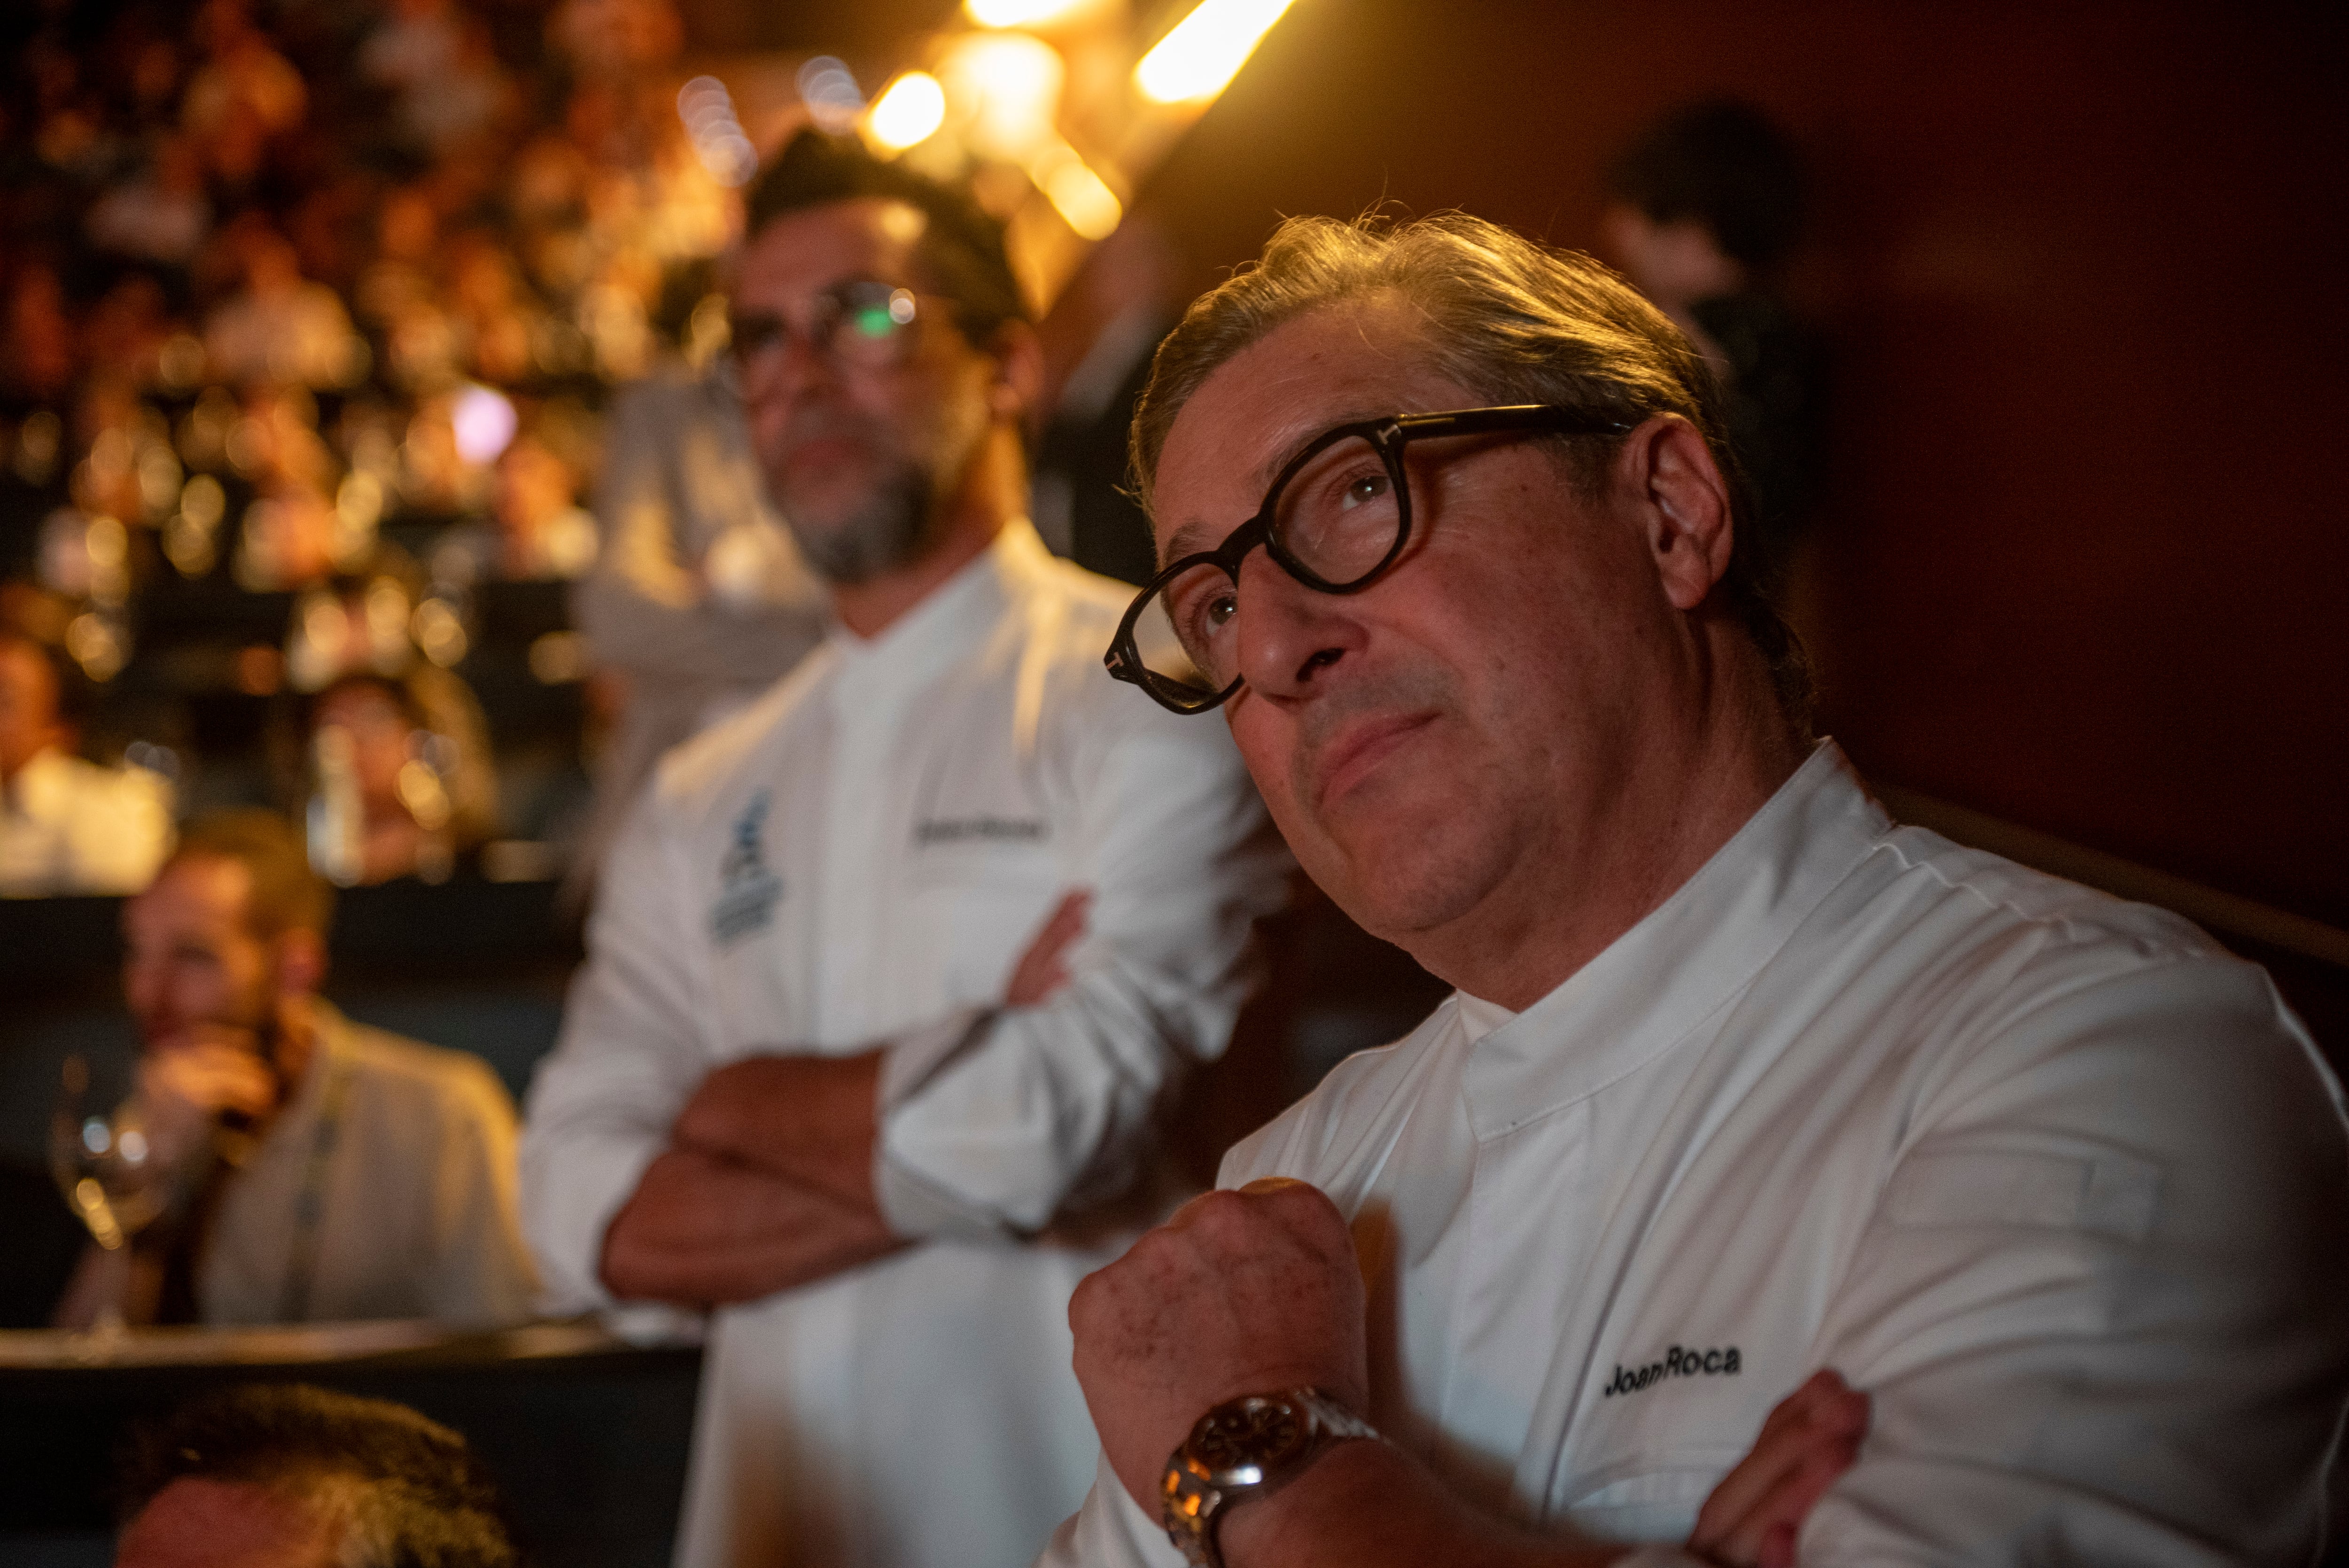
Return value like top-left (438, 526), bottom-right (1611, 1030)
top-left (878, 698), bottom-right (1289, 1240)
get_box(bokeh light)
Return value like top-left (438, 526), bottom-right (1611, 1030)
top-left (868, 71), bottom-right (949, 151)
top-left (1136, 0), bottom-right (1299, 104)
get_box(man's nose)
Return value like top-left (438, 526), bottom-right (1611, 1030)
top-left (1232, 551), bottom-right (1364, 703)
top-left (742, 327), bottom-right (839, 411)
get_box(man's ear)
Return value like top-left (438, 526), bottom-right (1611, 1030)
top-left (1624, 415), bottom-right (1735, 612)
top-left (986, 320), bottom-right (1046, 429)
top-left (272, 927), bottom-right (326, 999)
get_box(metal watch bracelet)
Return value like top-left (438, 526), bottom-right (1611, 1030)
top-left (1160, 1387), bottom-right (1379, 1568)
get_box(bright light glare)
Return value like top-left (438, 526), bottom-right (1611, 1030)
top-left (867, 71), bottom-right (948, 151)
top-left (965, 0), bottom-right (1089, 24)
top-left (1136, 0), bottom-right (1298, 105)
top-left (942, 31), bottom-right (1064, 159)
top-left (1038, 149), bottom-right (1122, 239)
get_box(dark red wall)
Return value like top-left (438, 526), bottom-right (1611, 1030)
top-left (1131, 0), bottom-right (2348, 929)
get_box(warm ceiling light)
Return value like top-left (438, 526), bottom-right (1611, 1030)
top-left (866, 71), bottom-right (948, 151)
top-left (941, 31), bottom-right (1065, 159)
top-left (964, 0), bottom-right (1089, 25)
top-left (1034, 146), bottom-right (1122, 239)
top-left (1135, 0), bottom-right (1298, 105)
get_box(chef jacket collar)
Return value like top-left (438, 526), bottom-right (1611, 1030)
top-left (826, 518), bottom-right (1049, 706)
top-left (1461, 739), bottom-right (1886, 1140)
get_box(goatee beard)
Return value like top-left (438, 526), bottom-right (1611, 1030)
top-left (783, 460), bottom-right (941, 587)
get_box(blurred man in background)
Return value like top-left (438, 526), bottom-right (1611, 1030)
top-left (0, 630), bottom-right (173, 896)
top-left (53, 810), bottom-right (536, 1327)
top-left (565, 336), bottom-right (828, 900)
top-left (1597, 100), bottom-right (1827, 559)
top-left (115, 1383), bottom-right (519, 1568)
top-left (522, 131), bottom-right (1287, 1568)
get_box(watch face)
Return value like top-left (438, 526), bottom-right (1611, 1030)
top-left (1191, 1396), bottom-right (1310, 1483)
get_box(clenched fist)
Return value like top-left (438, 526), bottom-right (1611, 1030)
top-left (1070, 1177), bottom-right (1369, 1513)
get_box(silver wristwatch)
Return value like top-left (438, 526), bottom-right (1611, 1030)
top-left (1160, 1388), bottom-right (1378, 1568)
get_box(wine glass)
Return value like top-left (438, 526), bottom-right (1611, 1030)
top-left (49, 1054), bottom-right (167, 1343)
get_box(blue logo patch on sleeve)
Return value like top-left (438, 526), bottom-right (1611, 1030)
top-left (711, 790), bottom-right (783, 944)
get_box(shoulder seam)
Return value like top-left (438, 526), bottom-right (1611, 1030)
top-left (1870, 829), bottom-right (2216, 968)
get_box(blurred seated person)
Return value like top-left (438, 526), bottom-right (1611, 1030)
top-left (565, 358), bottom-right (826, 893)
top-left (434, 427), bottom-right (600, 584)
top-left (1598, 100), bottom-right (1827, 549)
top-left (203, 225), bottom-right (364, 390)
top-left (52, 810), bottom-right (537, 1327)
top-left (0, 630), bottom-right (174, 896)
top-left (85, 134), bottom-right (214, 269)
top-left (307, 668), bottom-right (498, 886)
top-left (116, 1382), bottom-right (519, 1568)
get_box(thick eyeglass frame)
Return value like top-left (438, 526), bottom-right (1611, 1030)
top-left (1105, 404), bottom-right (1633, 714)
top-left (724, 278), bottom-right (930, 386)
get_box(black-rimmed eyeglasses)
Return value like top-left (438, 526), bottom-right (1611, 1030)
top-left (1103, 404), bottom-right (1632, 714)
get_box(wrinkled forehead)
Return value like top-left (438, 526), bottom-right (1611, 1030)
top-left (733, 196), bottom-right (932, 308)
top-left (1150, 299), bottom-right (1468, 561)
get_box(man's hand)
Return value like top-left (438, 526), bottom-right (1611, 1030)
top-left (1209, 1370), bottom-right (1865, 1568)
top-left (1069, 1174), bottom-right (1867, 1568)
top-left (1069, 1177), bottom-right (1368, 1512)
top-left (667, 887), bottom-right (1094, 1207)
top-left (1007, 889), bottom-right (1090, 1008)
top-left (137, 1027), bottom-right (279, 1170)
top-left (1689, 1369), bottom-right (1868, 1568)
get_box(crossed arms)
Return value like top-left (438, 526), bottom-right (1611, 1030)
top-left (596, 893), bottom-right (1090, 1305)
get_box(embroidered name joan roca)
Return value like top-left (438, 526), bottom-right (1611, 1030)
top-left (1602, 1344), bottom-right (1742, 1398)
top-left (915, 816), bottom-right (1047, 846)
top-left (711, 790), bottom-right (783, 944)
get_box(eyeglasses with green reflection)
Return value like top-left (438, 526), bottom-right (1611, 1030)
top-left (726, 279), bottom-right (926, 380)
top-left (1104, 404), bottom-right (1633, 715)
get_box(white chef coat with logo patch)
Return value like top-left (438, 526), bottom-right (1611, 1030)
top-left (1045, 742), bottom-right (2349, 1568)
top-left (523, 520), bottom-right (1289, 1568)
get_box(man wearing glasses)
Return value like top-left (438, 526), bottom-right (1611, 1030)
top-left (521, 132), bottom-right (1286, 1568)
top-left (1050, 214), bottom-right (2349, 1566)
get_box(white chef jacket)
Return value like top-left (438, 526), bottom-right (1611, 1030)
top-left (1047, 741), bottom-right (2349, 1567)
top-left (202, 1003), bottom-right (537, 1327)
top-left (0, 747), bottom-right (173, 896)
top-left (522, 520), bottom-right (1289, 1568)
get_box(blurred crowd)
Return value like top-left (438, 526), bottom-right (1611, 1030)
top-left (0, 0), bottom-right (742, 894)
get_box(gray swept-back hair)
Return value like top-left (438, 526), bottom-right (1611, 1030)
top-left (1129, 211), bottom-right (1811, 722)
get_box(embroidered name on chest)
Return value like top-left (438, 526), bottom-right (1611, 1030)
top-left (1602, 1344), bottom-right (1742, 1398)
top-left (914, 815), bottom-right (1047, 846)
